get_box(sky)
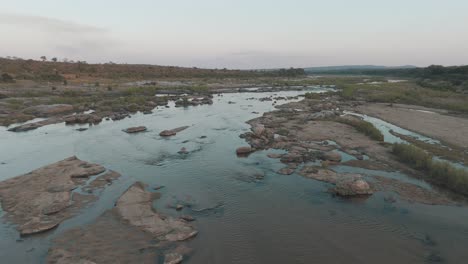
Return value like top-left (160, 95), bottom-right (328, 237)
top-left (1, 0), bottom-right (467, 69)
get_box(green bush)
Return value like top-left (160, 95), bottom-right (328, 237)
top-left (392, 143), bottom-right (468, 196)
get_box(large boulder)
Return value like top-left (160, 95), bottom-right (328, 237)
top-left (322, 151), bottom-right (342, 162)
top-left (332, 178), bottom-right (373, 196)
top-left (236, 146), bottom-right (253, 155)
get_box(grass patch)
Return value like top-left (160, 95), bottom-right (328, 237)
top-left (392, 143), bottom-right (468, 196)
top-left (336, 117), bottom-right (384, 141)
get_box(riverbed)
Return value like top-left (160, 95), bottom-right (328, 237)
top-left (1, 88), bottom-right (468, 264)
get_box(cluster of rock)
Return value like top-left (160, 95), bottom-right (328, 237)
top-left (0, 156), bottom-right (119, 236)
top-left (175, 95), bottom-right (213, 107)
top-left (64, 113), bottom-right (102, 125)
top-left (237, 102), bottom-right (375, 197)
top-left (298, 167), bottom-right (373, 196)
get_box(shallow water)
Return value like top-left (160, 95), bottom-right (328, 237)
top-left (1, 89), bottom-right (468, 264)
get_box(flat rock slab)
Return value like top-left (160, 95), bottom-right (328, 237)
top-left (0, 156), bottom-right (111, 236)
top-left (159, 126), bottom-right (189, 137)
top-left (123, 126), bottom-right (147, 133)
top-left (8, 118), bottom-right (63, 132)
top-left (116, 182), bottom-right (197, 241)
top-left (47, 182), bottom-right (197, 264)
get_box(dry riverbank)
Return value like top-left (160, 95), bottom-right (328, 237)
top-left (351, 103), bottom-right (468, 149)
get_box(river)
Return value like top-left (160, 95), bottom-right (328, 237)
top-left (1, 88), bottom-right (468, 263)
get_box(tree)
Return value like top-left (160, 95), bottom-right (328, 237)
top-left (1, 73), bottom-right (14, 83)
top-left (51, 57), bottom-right (58, 62)
top-left (40, 56), bottom-right (47, 62)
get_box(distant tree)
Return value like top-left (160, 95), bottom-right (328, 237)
top-left (62, 58), bottom-right (69, 63)
top-left (40, 56), bottom-right (47, 61)
top-left (63, 79), bottom-right (68, 86)
top-left (51, 57), bottom-right (58, 62)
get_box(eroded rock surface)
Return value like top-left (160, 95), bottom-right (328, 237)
top-left (0, 156), bottom-right (109, 235)
top-left (47, 182), bottom-right (197, 264)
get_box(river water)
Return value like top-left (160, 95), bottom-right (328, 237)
top-left (1, 88), bottom-right (468, 264)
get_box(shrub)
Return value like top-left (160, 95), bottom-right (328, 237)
top-left (337, 117), bottom-right (384, 141)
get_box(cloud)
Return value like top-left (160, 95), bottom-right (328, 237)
top-left (0, 13), bottom-right (105, 34)
top-left (0, 13), bottom-right (119, 62)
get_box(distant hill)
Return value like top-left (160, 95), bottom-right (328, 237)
top-left (304, 65), bottom-right (417, 73)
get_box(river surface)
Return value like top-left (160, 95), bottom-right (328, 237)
top-left (1, 88), bottom-right (468, 264)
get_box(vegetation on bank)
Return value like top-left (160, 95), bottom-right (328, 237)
top-left (0, 57), bottom-right (305, 81)
top-left (310, 65), bottom-right (468, 92)
top-left (336, 117), bottom-right (384, 141)
top-left (339, 81), bottom-right (468, 113)
top-left (392, 143), bottom-right (468, 196)
top-left (389, 130), bottom-right (467, 166)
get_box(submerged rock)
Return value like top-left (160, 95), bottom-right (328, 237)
top-left (160, 126), bottom-right (190, 137)
top-left (277, 167), bottom-right (296, 175)
top-left (267, 153), bottom-right (284, 159)
top-left (178, 147), bottom-right (189, 154)
top-left (0, 156), bottom-right (108, 235)
top-left (123, 126), bottom-right (147, 133)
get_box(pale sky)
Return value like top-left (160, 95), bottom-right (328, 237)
top-left (1, 0), bottom-right (467, 69)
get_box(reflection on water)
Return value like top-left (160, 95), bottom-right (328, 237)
top-left (0, 88), bottom-right (468, 263)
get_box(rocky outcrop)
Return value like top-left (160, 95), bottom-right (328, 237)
top-left (123, 126), bottom-right (147, 133)
top-left (47, 182), bottom-right (197, 263)
top-left (64, 114), bottom-right (102, 125)
top-left (0, 156), bottom-right (110, 235)
top-left (23, 104), bottom-right (74, 117)
top-left (160, 126), bottom-right (190, 137)
top-left (298, 166), bottom-right (373, 196)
